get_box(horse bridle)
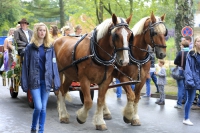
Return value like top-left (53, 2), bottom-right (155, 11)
top-left (109, 19), bottom-right (133, 53)
top-left (90, 22), bottom-right (133, 66)
top-left (143, 21), bottom-right (167, 49)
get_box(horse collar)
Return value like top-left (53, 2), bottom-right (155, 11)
top-left (129, 45), bottom-right (151, 65)
top-left (90, 29), bottom-right (116, 66)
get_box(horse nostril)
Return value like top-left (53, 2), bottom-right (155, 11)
top-left (120, 60), bottom-right (123, 65)
top-left (160, 53), bottom-right (166, 58)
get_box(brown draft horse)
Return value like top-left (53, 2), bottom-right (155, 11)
top-left (104, 12), bottom-right (167, 126)
top-left (53, 14), bottom-right (133, 130)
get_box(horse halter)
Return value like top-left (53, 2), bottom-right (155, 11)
top-left (109, 19), bottom-right (133, 52)
top-left (143, 21), bottom-right (167, 49)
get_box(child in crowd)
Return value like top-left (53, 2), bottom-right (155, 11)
top-left (155, 60), bottom-right (166, 105)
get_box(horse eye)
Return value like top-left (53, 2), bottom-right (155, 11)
top-left (112, 33), bottom-right (119, 40)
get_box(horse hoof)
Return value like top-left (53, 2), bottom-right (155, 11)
top-left (60, 118), bottom-right (70, 124)
top-left (131, 119), bottom-right (141, 126)
top-left (96, 124), bottom-right (107, 131)
top-left (76, 116), bottom-right (85, 124)
top-left (104, 114), bottom-right (112, 120)
top-left (123, 116), bottom-right (131, 123)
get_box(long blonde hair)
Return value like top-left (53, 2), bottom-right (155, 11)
top-left (7, 28), bottom-right (16, 37)
top-left (30, 22), bottom-right (52, 48)
top-left (192, 36), bottom-right (200, 54)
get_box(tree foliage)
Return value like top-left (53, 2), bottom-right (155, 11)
top-left (0, 0), bottom-right (21, 35)
top-left (0, 0), bottom-right (196, 55)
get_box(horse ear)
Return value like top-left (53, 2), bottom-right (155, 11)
top-left (161, 14), bottom-right (166, 21)
top-left (126, 14), bottom-right (132, 25)
top-left (150, 11), bottom-right (156, 23)
top-left (112, 14), bottom-right (118, 25)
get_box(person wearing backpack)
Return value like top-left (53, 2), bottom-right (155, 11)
top-left (173, 38), bottom-right (190, 109)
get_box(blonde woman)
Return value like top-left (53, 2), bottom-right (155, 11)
top-left (61, 25), bottom-right (71, 36)
top-left (3, 28), bottom-right (16, 70)
top-left (21, 23), bottom-right (61, 133)
top-left (4, 28), bottom-right (15, 52)
top-left (183, 36), bottom-right (200, 126)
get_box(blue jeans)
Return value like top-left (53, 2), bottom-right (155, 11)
top-left (131, 84), bottom-right (135, 91)
top-left (184, 89), bottom-right (196, 120)
top-left (145, 78), bottom-right (151, 96)
top-left (31, 80), bottom-right (50, 133)
top-left (116, 79), bottom-right (122, 98)
top-left (176, 79), bottom-right (186, 106)
top-left (150, 72), bottom-right (159, 92)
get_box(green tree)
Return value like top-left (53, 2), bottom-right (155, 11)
top-left (175, 0), bottom-right (194, 52)
top-left (24, 0), bottom-right (67, 28)
top-left (0, 0), bottom-right (21, 35)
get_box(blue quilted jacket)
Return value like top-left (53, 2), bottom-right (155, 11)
top-left (21, 43), bottom-right (61, 92)
top-left (184, 51), bottom-right (200, 90)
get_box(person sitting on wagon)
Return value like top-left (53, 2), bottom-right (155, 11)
top-left (3, 28), bottom-right (16, 70)
top-left (14, 18), bottom-right (33, 56)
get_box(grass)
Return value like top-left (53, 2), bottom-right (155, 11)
top-left (166, 77), bottom-right (177, 86)
top-left (150, 76), bottom-right (178, 96)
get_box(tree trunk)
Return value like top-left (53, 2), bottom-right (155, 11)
top-left (175, 0), bottom-right (194, 52)
top-left (59, 0), bottom-right (65, 28)
top-left (129, 0), bottom-right (133, 15)
top-left (95, 0), bottom-right (104, 24)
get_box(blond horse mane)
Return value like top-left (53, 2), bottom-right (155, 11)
top-left (132, 16), bottom-right (166, 36)
top-left (96, 17), bottom-right (127, 42)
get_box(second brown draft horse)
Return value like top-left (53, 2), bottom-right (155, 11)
top-left (104, 12), bottom-right (167, 126)
top-left (54, 14), bottom-right (133, 130)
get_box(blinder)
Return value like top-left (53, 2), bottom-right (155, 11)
top-left (109, 20), bottom-right (133, 52)
top-left (142, 21), bottom-right (167, 49)
top-left (149, 22), bottom-right (168, 37)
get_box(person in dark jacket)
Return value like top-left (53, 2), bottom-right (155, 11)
top-left (21, 23), bottom-right (61, 133)
top-left (183, 36), bottom-right (200, 126)
top-left (174, 39), bottom-right (190, 109)
top-left (14, 18), bottom-right (33, 55)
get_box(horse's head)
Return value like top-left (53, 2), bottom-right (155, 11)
top-left (143, 12), bottom-right (167, 59)
top-left (96, 14), bottom-right (133, 66)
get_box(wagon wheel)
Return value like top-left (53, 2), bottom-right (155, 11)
top-left (10, 87), bottom-right (18, 98)
top-left (27, 89), bottom-right (34, 109)
top-left (79, 90), bottom-right (94, 104)
top-left (10, 79), bottom-right (18, 98)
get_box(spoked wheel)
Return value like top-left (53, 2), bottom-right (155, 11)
top-left (27, 89), bottom-right (34, 109)
top-left (10, 87), bottom-right (18, 98)
top-left (79, 90), bottom-right (94, 104)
